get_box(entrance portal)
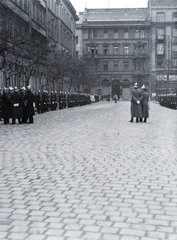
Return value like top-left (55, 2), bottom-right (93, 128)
top-left (122, 79), bottom-right (131, 100)
top-left (112, 80), bottom-right (120, 99)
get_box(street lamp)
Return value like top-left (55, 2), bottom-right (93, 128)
top-left (166, 59), bottom-right (170, 95)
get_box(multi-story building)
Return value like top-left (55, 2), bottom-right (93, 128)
top-left (76, 0), bottom-right (177, 99)
top-left (0, 0), bottom-right (79, 90)
top-left (76, 8), bottom-right (150, 99)
top-left (148, 0), bottom-right (177, 97)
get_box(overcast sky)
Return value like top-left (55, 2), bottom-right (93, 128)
top-left (70, 0), bottom-right (148, 13)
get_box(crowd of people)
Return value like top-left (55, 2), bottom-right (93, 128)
top-left (0, 86), bottom-right (92, 125)
top-left (129, 82), bottom-right (149, 123)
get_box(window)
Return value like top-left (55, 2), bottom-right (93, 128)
top-left (124, 61), bottom-right (129, 70)
top-left (88, 30), bottom-right (93, 39)
top-left (173, 12), bottom-right (177, 21)
top-left (124, 46), bottom-right (129, 54)
top-left (172, 45), bottom-right (177, 51)
top-left (113, 62), bottom-right (119, 70)
top-left (124, 30), bottom-right (129, 38)
top-left (157, 29), bottom-right (164, 39)
top-left (93, 30), bottom-right (97, 38)
top-left (172, 59), bottom-right (177, 66)
top-left (113, 46), bottom-right (119, 55)
top-left (90, 46), bottom-right (98, 56)
top-left (173, 29), bottom-right (177, 37)
top-left (157, 61), bottom-right (164, 67)
top-left (103, 46), bottom-right (108, 55)
top-left (140, 30), bottom-right (145, 38)
top-left (87, 46), bottom-right (91, 54)
top-left (157, 44), bottom-right (164, 55)
top-left (76, 36), bottom-right (78, 45)
top-left (103, 62), bottom-right (108, 71)
top-left (157, 13), bottom-right (165, 22)
top-left (104, 29), bottom-right (108, 39)
top-left (135, 30), bottom-right (139, 38)
top-left (114, 29), bottom-right (118, 38)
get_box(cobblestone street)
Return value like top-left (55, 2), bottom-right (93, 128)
top-left (0, 101), bottom-right (177, 240)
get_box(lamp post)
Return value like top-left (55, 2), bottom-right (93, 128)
top-left (166, 59), bottom-right (170, 95)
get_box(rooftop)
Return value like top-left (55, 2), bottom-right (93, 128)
top-left (150, 0), bottom-right (177, 6)
top-left (79, 8), bottom-right (148, 22)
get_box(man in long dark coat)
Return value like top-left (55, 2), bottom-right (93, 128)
top-left (26, 85), bottom-right (35, 123)
top-left (140, 84), bottom-right (149, 123)
top-left (0, 88), bottom-right (2, 121)
top-left (11, 87), bottom-right (23, 124)
top-left (36, 90), bottom-right (42, 114)
top-left (129, 82), bottom-right (143, 123)
top-left (2, 87), bottom-right (12, 124)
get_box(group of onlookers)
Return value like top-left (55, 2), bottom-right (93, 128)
top-left (129, 82), bottom-right (149, 123)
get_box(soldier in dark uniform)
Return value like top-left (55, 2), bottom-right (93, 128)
top-left (50, 91), bottom-right (55, 111)
top-left (46, 90), bottom-right (50, 111)
top-left (20, 87), bottom-right (28, 123)
top-left (59, 91), bottom-right (62, 109)
top-left (2, 87), bottom-right (12, 124)
top-left (26, 85), bottom-right (35, 123)
top-left (11, 86), bottom-right (23, 124)
top-left (0, 87), bottom-right (2, 121)
top-left (42, 90), bottom-right (46, 112)
top-left (54, 91), bottom-right (58, 110)
top-left (129, 82), bottom-right (143, 123)
top-left (140, 84), bottom-right (149, 123)
top-left (67, 92), bottom-right (71, 108)
top-left (63, 92), bottom-right (67, 109)
top-left (36, 90), bottom-right (42, 114)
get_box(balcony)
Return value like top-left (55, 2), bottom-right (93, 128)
top-left (131, 70), bottom-right (149, 76)
top-left (132, 53), bottom-right (149, 58)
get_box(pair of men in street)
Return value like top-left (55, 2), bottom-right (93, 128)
top-left (129, 82), bottom-right (149, 123)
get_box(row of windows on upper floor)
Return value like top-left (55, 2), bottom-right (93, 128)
top-left (157, 28), bottom-right (177, 39)
top-left (83, 29), bottom-right (147, 40)
top-left (156, 12), bottom-right (177, 22)
top-left (99, 60), bottom-right (148, 72)
top-left (157, 44), bottom-right (177, 55)
top-left (85, 44), bottom-right (148, 56)
top-left (157, 58), bottom-right (177, 67)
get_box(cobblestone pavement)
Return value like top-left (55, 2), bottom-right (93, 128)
top-left (0, 101), bottom-right (177, 240)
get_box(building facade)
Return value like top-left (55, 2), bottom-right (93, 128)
top-left (76, 0), bottom-right (177, 99)
top-left (148, 0), bottom-right (177, 97)
top-left (0, 0), bottom-right (79, 91)
top-left (76, 8), bottom-right (150, 99)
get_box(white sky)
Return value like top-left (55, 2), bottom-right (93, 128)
top-left (70, 0), bottom-right (148, 13)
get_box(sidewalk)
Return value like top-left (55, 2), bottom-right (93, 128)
top-left (0, 101), bottom-right (177, 240)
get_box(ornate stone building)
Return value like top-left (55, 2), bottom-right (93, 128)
top-left (0, 0), bottom-right (79, 90)
top-left (76, 0), bottom-right (177, 99)
top-left (76, 8), bottom-right (150, 99)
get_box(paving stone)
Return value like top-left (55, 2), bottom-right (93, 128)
top-left (1, 101), bottom-right (177, 240)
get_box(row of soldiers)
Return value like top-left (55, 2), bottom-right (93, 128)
top-left (35, 90), bottom-right (91, 114)
top-left (0, 87), bottom-right (92, 124)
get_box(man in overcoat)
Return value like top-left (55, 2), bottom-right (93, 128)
top-left (140, 84), bottom-right (149, 123)
top-left (11, 87), bottom-right (23, 124)
top-left (26, 85), bottom-right (35, 123)
top-left (2, 87), bottom-right (12, 124)
top-left (129, 82), bottom-right (143, 123)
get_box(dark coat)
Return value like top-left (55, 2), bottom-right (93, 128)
top-left (2, 92), bottom-right (12, 119)
top-left (26, 90), bottom-right (35, 116)
top-left (130, 88), bottom-right (143, 118)
top-left (141, 91), bottom-right (149, 118)
top-left (11, 91), bottom-right (23, 119)
top-left (0, 92), bottom-right (2, 118)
